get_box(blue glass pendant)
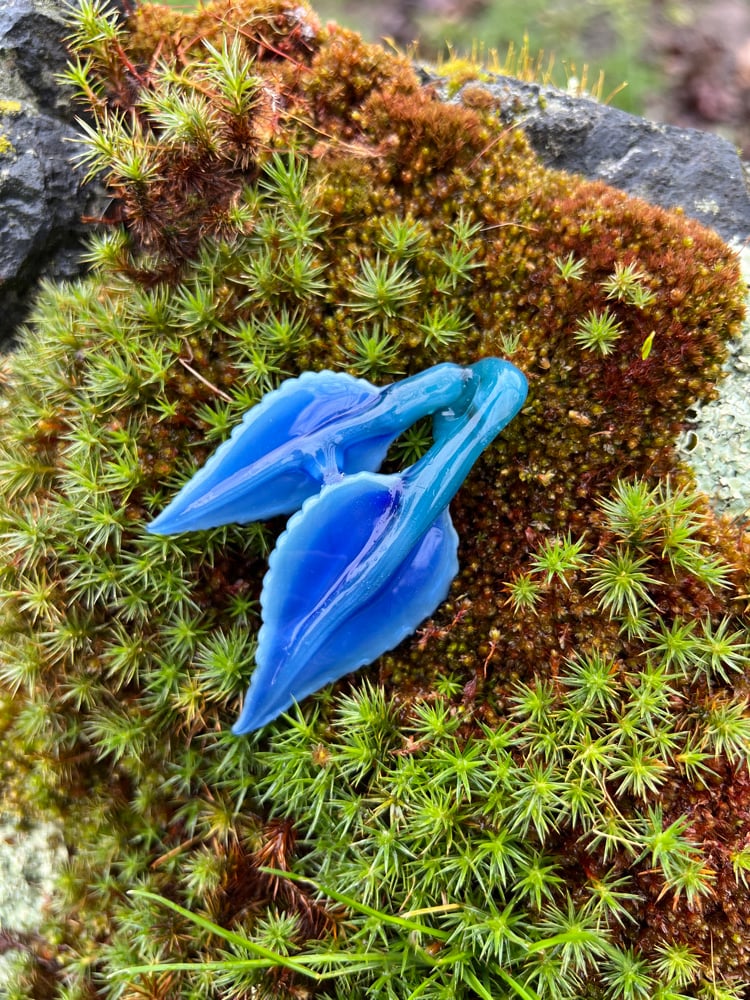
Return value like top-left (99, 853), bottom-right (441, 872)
top-left (147, 364), bottom-right (471, 534)
top-left (232, 358), bottom-right (527, 733)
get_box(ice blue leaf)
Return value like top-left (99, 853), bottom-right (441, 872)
top-left (233, 483), bottom-right (458, 732)
top-left (233, 357), bottom-right (528, 733)
top-left (147, 364), bottom-right (470, 534)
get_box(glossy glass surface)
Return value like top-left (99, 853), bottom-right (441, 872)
top-left (233, 358), bottom-right (528, 733)
top-left (147, 364), bottom-right (471, 534)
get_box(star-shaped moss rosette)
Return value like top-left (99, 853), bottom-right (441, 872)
top-left (0, 0), bottom-right (748, 997)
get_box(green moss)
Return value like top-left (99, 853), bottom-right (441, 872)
top-left (0, 1), bottom-right (748, 997)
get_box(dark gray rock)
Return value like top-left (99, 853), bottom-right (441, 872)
top-left (447, 74), bottom-right (750, 246)
top-left (0, 0), bottom-right (113, 347)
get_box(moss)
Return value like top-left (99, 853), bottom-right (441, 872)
top-left (0, 1), bottom-right (748, 997)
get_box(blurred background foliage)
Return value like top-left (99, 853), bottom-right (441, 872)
top-left (162, 0), bottom-right (750, 154)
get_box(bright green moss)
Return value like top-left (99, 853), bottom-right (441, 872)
top-left (0, 1), bottom-right (748, 997)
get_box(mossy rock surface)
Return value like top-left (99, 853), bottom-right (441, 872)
top-left (0, 2), bottom-right (749, 998)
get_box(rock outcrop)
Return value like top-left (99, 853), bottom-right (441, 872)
top-left (0, 0), bottom-right (113, 346)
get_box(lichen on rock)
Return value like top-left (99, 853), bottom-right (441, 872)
top-left (0, 1), bottom-right (749, 997)
top-left (676, 245), bottom-right (750, 523)
top-left (0, 815), bottom-right (67, 988)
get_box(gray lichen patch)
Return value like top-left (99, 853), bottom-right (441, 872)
top-left (0, 817), bottom-right (67, 988)
top-left (677, 244), bottom-right (750, 522)
top-left (693, 196), bottom-right (721, 217)
top-left (0, 99), bottom-right (20, 157)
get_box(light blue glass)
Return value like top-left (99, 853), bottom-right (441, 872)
top-left (147, 364), bottom-right (471, 534)
top-left (232, 357), bottom-right (527, 733)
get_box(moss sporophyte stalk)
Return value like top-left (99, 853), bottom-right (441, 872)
top-left (0, 0), bottom-right (748, 997)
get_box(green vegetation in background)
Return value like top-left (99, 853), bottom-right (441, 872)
top-left (160, 0), bottom-right (662, 113)
top-left (311, 0), bottom-right (661, 113)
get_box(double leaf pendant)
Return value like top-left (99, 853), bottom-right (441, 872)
top-left (148, 358), bottom-right (528, 733)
